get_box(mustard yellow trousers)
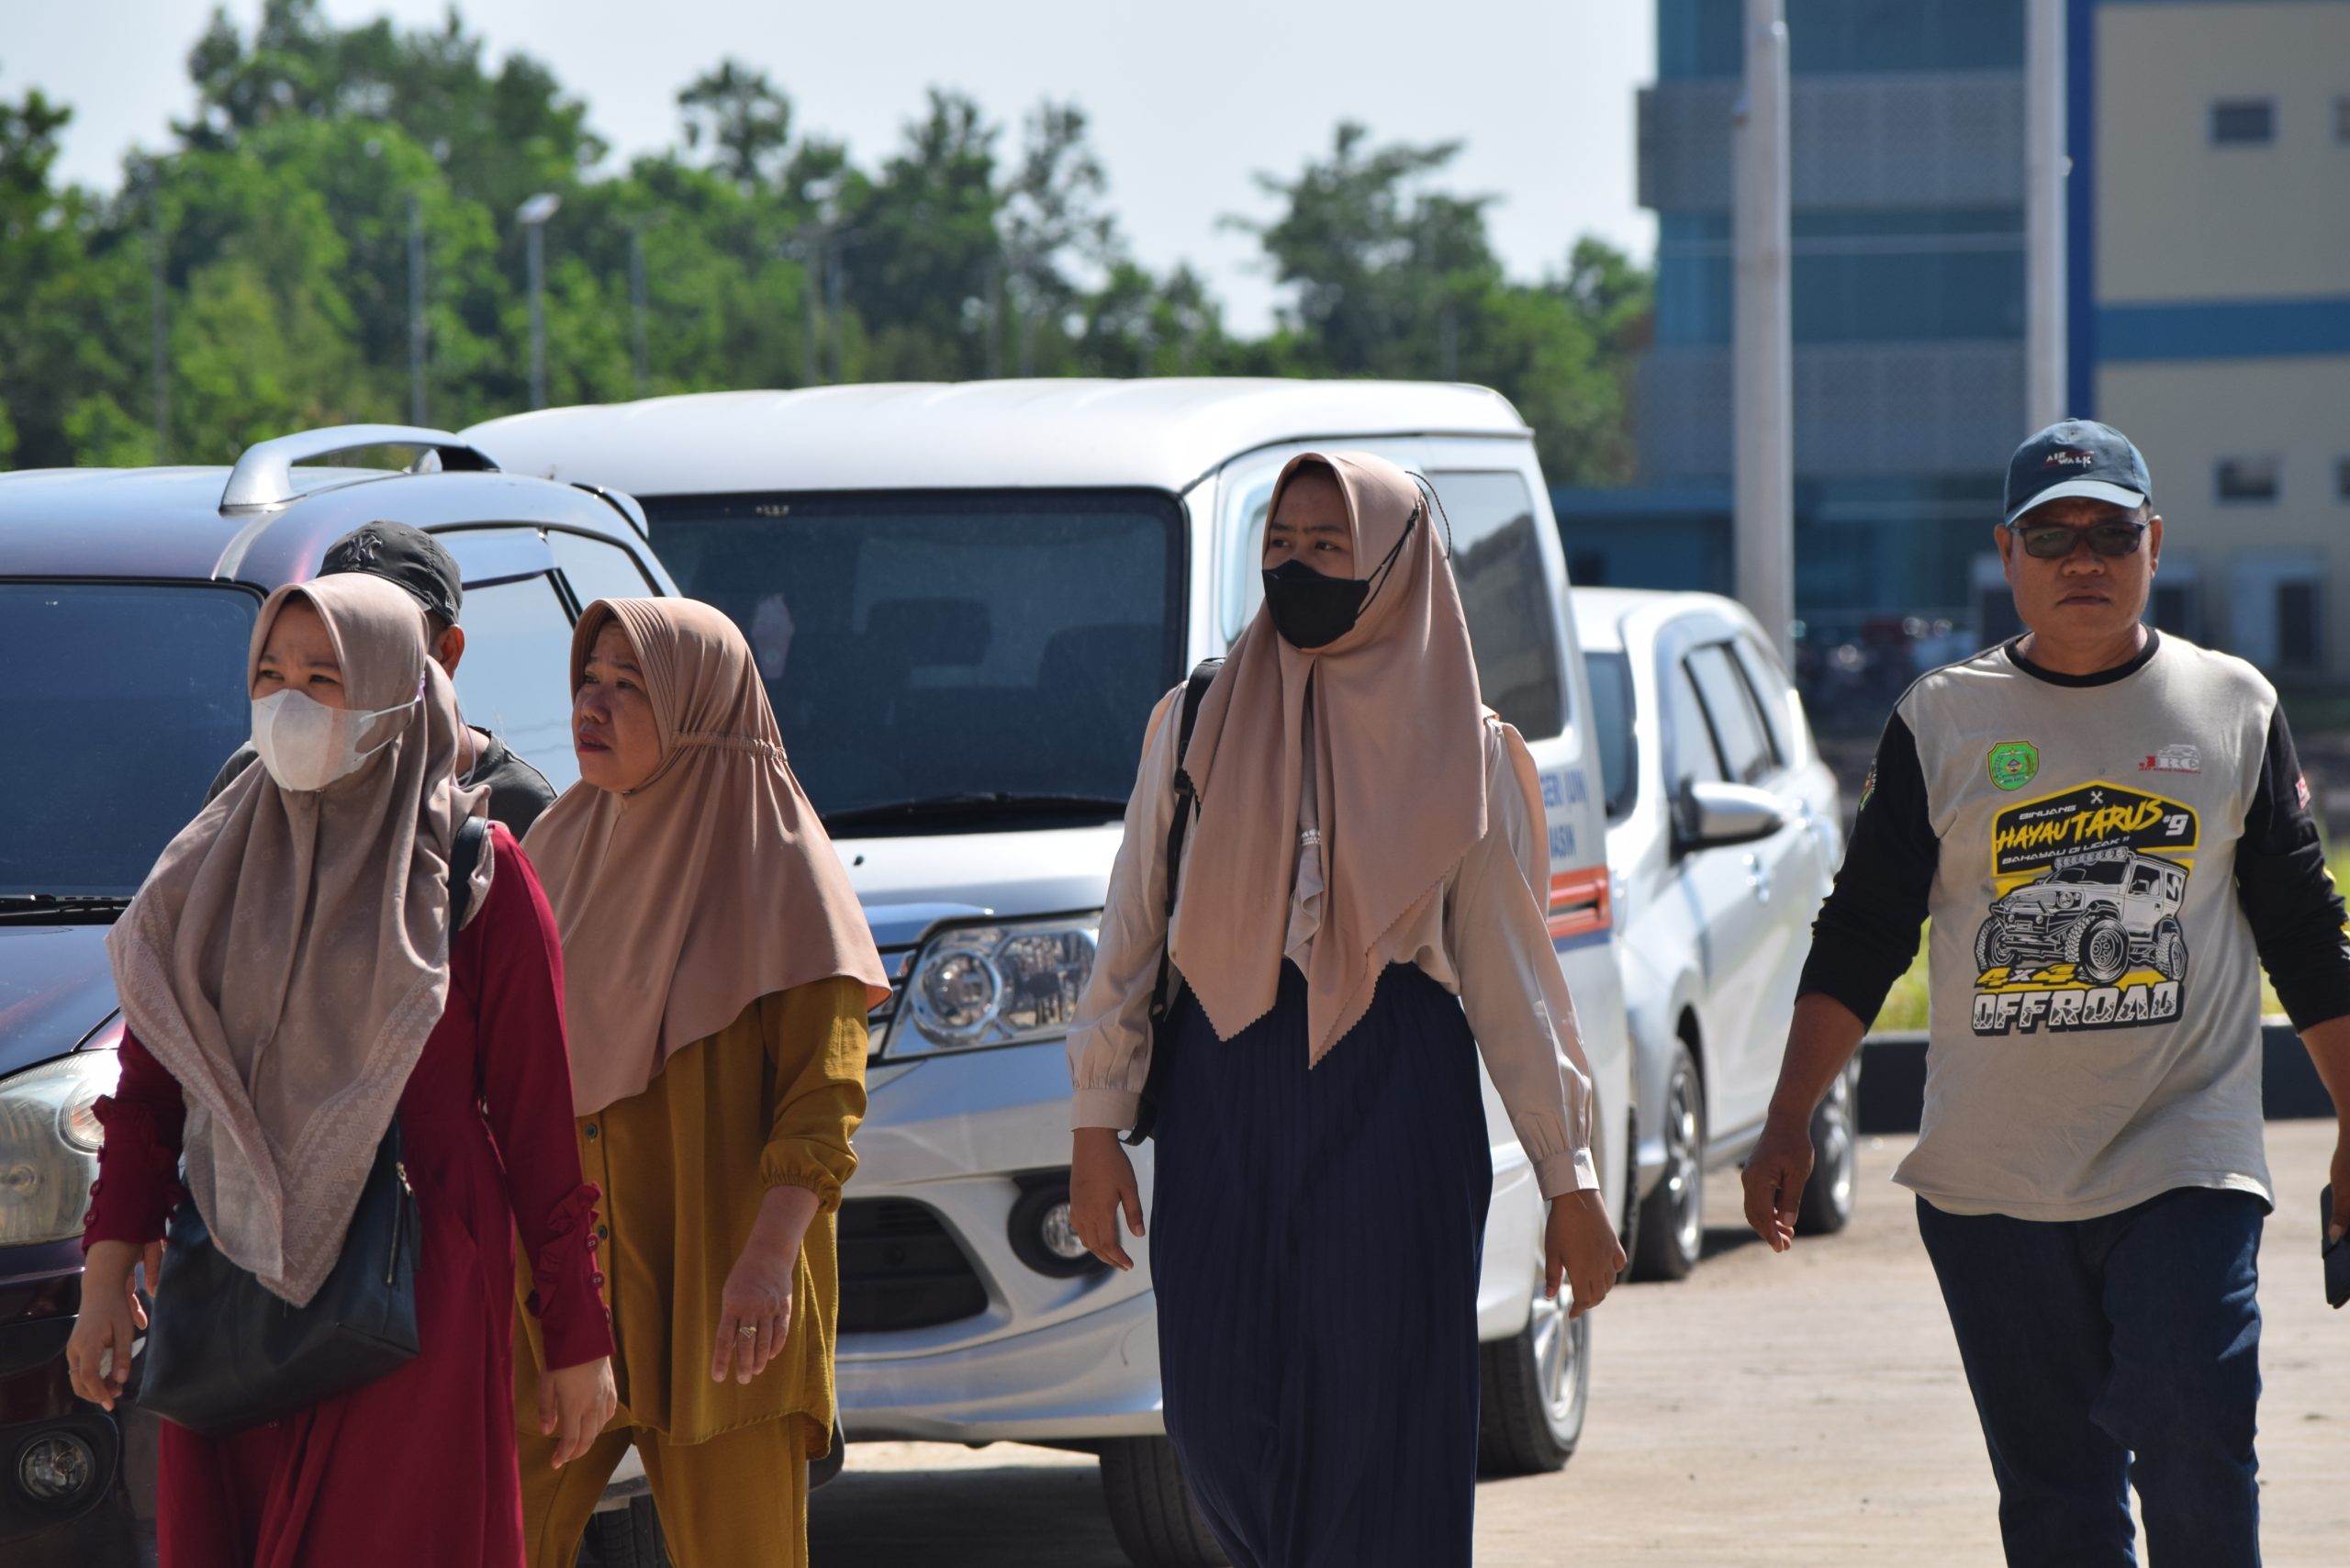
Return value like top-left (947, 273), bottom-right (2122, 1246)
top-left (515, 1412), bottom-right (809, 1568)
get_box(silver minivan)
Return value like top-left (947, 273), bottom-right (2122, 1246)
top-left (469, 380), bottom-right (1631, 1565)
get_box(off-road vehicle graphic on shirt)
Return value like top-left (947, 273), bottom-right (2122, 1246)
top-left (1971, 779), bottom-right (2199, 1036)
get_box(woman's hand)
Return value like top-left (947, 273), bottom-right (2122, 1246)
top-left (539, 1356), bottom-right (618, 1466)
top-left (1070, 1127), bottom-right (1144, 1271)
top-left (1544, 1189), bottom-right (1627, 1319)
top-left (66, 1240), bottom-right (146, 1411)
top-left (711, 1184), bottom-right (819, 1384)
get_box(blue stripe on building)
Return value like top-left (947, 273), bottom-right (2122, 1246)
top-left (2098, 298), bottom-right (2350, 362)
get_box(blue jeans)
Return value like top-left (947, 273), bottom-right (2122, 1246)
top-left (1916, 1187), bottom-right (2265, 1568)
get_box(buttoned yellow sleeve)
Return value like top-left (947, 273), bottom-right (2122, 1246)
top-left (1066, 686), bottom-right (1185, 1131)
top-left (1447, 720), bottom-right (1602, 1201)
top-left (756, 976), bottom-right (872, 1213)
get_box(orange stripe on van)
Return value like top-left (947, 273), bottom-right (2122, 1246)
top-left (1547, 867), bottom-right (1612, 940)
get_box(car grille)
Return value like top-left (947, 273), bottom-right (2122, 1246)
top-left (838, 1198), bottom-right (988, 1333)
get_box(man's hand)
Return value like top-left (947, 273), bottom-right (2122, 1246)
top-left (539, 1357), bottom-right (618, 1466)
top-left (1070, 1127), bottom-right (1144, 1271)
top-left (1742, 1113), bottom-right (1817, 1252)
top-left (1545, 1189), bottom-right (1627, 1317)
top-left (65, 1240), bottom-right (145, 1411)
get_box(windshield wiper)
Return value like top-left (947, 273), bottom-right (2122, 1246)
top-left (0, 892), bottom-right (136, 923)
top-left (822, 792), bottom-right (1129, 831)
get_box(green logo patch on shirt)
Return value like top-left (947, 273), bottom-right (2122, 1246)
top-left (1987, 740), bottom-right (2040, 791)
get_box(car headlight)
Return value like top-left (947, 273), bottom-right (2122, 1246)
top-left (0, 1048), bottom-right (121, 1248)
top-left (883, 916), bottom-right (1101, 1057)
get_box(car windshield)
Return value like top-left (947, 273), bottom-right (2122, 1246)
top-left (1584, 651), bottom-right (1635, 818)
top-left (2049, 860), bottom-right (2128, 885)
top-left (643, 490), bottom-right (1186, 828)
top-left (1, 582), bottom-right (257, 897)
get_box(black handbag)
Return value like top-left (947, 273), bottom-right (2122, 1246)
top-left (136, 815), bottom-right (486, 1436)
top-left (1124, 658), bottom-right (1222, 1146)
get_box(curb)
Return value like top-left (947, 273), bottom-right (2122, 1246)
top-left (1857, 1023), bottom-right (2336, 1136)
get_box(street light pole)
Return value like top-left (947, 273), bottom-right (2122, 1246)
top-left (2025, 0), bottom-right (2069, 429)
top-left (408, 191), bottom-right (428, 426)
top-left (629, 225), bottom-right (650, 399)
top-left (149, 193), bottom-right (169, 464)
top-left (517, 192), bottom-right (561, 410)
top-left (1734, 0), bottom-right (1795, 667)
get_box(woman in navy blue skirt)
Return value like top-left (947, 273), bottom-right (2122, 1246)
top-left (1066, 451), bottom-right (1626, 1568)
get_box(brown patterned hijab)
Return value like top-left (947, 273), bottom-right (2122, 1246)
top-left (1169, 451), bottom-right (1488, 1060)
top-left (107, 575), bottom-right (491, 1305)
top-left (523, 599), bottom-right (889, 1115)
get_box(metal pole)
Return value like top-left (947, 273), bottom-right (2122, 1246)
top-left (408, 192), bottom-right (428, 426)
top-left (801, 233), bottom-right (823, 386)
top-left (2025, 0), bottom-right (2069, 429)
top-left (826, 241), bottom-right (847, 384)
top-left (149, 196), bottom-right (169, 463)
top-left (630, 228), bottom-right (649, 398)
top-left (526, 220), bottom-right (547, 410)
top-left (1733, 0), bottom-right (1795, 666)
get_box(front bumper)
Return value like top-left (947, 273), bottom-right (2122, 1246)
top-left (836, 1040), bottom-right (1168, 1444)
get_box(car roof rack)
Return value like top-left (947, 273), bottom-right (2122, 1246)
top-left (219, 424), bottom-right (499, 513)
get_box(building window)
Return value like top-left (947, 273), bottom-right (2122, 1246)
top-left (2210, 99), bottom-right (2277, 146)
top-left (2215, 456), bottom-right (2281, 503)
top-left (2338, 457), bottom-right (2350, 501)
top-left (2230, 554), bottom-right (2325, 674)
top-left (2335, 96), bottom-right (2350, 144)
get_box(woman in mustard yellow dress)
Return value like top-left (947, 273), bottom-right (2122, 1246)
top-left (513, 599), bottom-right (888, 1567)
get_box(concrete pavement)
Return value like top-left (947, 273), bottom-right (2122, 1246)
top-left (811, 1120), bottom-right (2350, 1565)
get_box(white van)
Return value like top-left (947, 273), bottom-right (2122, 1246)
top-left (469, 380), bottom-right (1629, 1565)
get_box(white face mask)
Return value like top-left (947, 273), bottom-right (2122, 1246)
top-left (250, 689), bottom-right (417, 793)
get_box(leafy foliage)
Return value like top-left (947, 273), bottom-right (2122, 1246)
top-left (0, 3), bottom-right (1650, 480)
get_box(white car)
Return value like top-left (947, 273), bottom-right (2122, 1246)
top-left (1572, 588), bottom-right (1855, 1280)
top-left (471, 380), bottom-right (1634, 1567)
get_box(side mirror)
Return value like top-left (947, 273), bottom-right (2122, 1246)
top-left (1673, 778), bottom-right (1789, 855)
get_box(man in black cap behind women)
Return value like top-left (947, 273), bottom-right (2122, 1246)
top-left (1744, 420), bottom-right (2350, 1566)
top-left (207, 521), bottom-right (556, 834)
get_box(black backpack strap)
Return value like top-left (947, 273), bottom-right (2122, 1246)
top-left (447, 815), bottom-right (490, 932)
top-left (1125, 658), bottom-right (1224, 1146)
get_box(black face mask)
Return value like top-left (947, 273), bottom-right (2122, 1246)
top-left (1259, 507), bottom-right (1418, 650)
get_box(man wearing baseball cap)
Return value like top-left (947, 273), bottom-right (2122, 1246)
top-left (206, 521), bottom-right (557, 834)
top-left (1742, 420), bottom-right (2350, 1563)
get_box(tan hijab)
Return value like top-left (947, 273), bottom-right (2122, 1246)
top-left (106, 575), bottom-right (492, 1306)
top-left (524, 599), bottom-right (889, 1115)
top-left (1170, 451), bottom-right (1488, 1061)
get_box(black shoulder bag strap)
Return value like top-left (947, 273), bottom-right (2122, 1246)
top-left (1123, 657), bottom-right (1224, 1147)
top-left (448, 814), bottom-right (489, 930)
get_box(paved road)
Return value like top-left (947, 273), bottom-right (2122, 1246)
top-left (811, 1121), bottom-right (2350, 1566)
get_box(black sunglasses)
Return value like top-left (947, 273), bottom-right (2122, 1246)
top-left (2009, 519), bottom-right (2148, 560)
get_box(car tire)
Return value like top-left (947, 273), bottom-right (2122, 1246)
top-left (1973, 916), bottom-right (2015, 975)
top-left (2152, 917), bottom-right (2188, 982)
top-left (580, 1497), bottom-right (670, 1568)
top-left (1796, 1060), bottom-right (1860, 1236)
top-left (1099, 1436), bottom-right (1226, 1568)
top-left (2065, 913), bottom-right (2130, 986)
top-left (1477, 1286), bottom-right (1591, 1475)
top-left (1628, 1046), bottom-right (1704, 1282)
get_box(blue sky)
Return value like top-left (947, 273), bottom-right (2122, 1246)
top-left (15, 0), bottom-right (1656, 334)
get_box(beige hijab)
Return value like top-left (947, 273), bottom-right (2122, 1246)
top-left (106, 575), bottom-right (492, 1306)
top-left (523, 599), bottom-right (889, 1115)
top-left (1170, 451), bottom-right (1489, 1061)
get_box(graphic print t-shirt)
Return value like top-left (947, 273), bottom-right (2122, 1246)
top-left (1800, 633), bottom-right (2350, 1221)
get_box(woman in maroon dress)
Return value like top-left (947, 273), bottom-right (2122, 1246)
top-left (64, 576), bottom-right (618, 1567)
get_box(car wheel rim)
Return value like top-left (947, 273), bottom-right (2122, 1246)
top-left (2089, 925), bottom-right (2126, 977)
top-left (1817, 1071), bottom-right (1854, 1215)
top-left (1528, 1286), bottom-right (1586, 1438)
top-left (1665, 1069), bottom-right (1702, 1260)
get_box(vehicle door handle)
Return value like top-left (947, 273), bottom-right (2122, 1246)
top-left (1744, 851), bottom-right (1772, 904)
